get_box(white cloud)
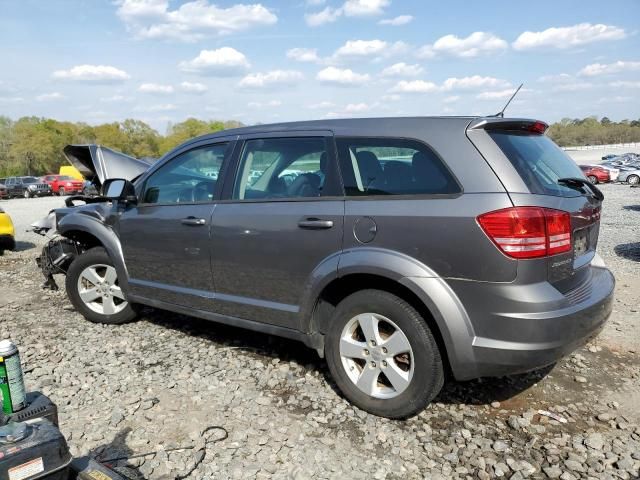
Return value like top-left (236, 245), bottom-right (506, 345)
top-left (597, 96), bottom-right (632, 104)
top-left (578, 60), bottom-right (640, 77)
top-left (179, 47), bottom-right (250, 76)
top-left (100, 95), bottom-right (134, 103)
top-left (116, 0), bottom-right (277, 41)
top-left (36, 92), bottom-right (64, 102)
top-left (0, 97), bottom-right (24, 104)
top-left (287, 48), bottom-right (320, 63)
top-left (248, 100), bottom-right (282, 108)
top-left (538, 73), bottom-right (573, 83)
top-left (344, 102), bottom-right (371, 112)
top-left (144, 104), bottom-right (177, 112)
top-left (238, 70), bottom-right (303, 89)
top-left (443, 95), bottom-right (460, 103)
top-left (551, 82), bottom-right (594, 92)
top-left (330, 39), bottom-right (408, 63)
top-left (418, 32), bottom-right (508, 58)
top-left (378, 15), bottom-right (413, 26)
top-left (390, 80), bottom-right (438, 93)
top-left (52, 64), bottom-right (130, 83)
top-left (380, 62), bottom-right (423, 77)
top-left (305, 6), bottom-right (341, 26)
top-left (334, 39), bottom-right (387, 58)
top-left (442, 76), bottom-right (510, 91)
top-left (316, 66), bottom-right (370, 85)
top-left (306, 0), bottom-right (389, 26)
top-left (342, 0), bottom-right (390, 17)
top-left (381, 94), bottom-right (401, 101)
top-left (609, 81), bottom-right (640, 88)
top-left (513, 23), bottom-right (626, 50)
top-left (138, 83), bottom-right (174, 94)
top-left (476, 88), bottom-right (529, 100)
top-left (307, 101), bottom-right (335, 109)
top-left (179, 81), bottom-right (208, 94)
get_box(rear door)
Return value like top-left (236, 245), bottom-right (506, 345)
top-left (468, 121), bottom-right (603, 291)
top-left (209, 131), bottom-right (344, 329)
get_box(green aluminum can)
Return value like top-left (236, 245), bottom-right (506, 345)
top-left (0, 340), bottom-right (26, 414)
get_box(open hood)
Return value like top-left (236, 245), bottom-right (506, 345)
top-left (63, 144), bottom-right (153, 188)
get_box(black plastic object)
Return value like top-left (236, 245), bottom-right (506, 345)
top-left (0, 418), bottom-right (72, 480)
top-left (71, 456), bottom-right (127, 480)
top-left (7, 391), bottom-right (59, 427)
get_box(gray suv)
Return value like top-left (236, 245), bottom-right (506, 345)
top-left (38, 117), bottom-right (614, 418)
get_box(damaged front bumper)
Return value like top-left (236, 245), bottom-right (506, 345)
top-left (36, 237), bottom-right (80, 290)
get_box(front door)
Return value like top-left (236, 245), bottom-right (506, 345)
top-left (118, 141), bottom-right (232, 310)
top-left (210, 134), bottom-right (344, 329)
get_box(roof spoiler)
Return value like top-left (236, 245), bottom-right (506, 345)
top-left (468, 118), bottom-right (549, 134)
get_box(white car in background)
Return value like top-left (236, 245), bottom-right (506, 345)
top-left (616, 166), bottom-right (640, 185)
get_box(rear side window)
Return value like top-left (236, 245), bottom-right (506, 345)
top-left (233, 137), bottom-right (338, 200)
top-left (489, 132), bottom-right (585, 197)
top-left (336, 137), bottom-right (460, 196)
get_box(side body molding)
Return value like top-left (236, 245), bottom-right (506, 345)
top-left (57, 213), bottom-right (131, 293)
top-left (300, 247), bottom-right (477, 379)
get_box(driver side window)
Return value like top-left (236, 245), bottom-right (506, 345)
top-left (143, 143), bottom-right (228, 205)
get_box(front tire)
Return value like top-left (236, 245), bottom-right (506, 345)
top-left (325, 289), bottom-right (444, 418)
top-left (588, 175), bottom-right (598, 184)
top-left (58, 187), bottom-right (65, 196)
top-left (66, 247), bottom-right (138, 324)
top-left (23, 190), bottom-right (30, 198)
top-left (627, 174), bottom-right (640, 185)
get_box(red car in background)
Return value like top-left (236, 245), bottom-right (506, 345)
top-left (41, 174), bottom-right (84, 196)
top-left (579, 165), bottom-right (611, 184)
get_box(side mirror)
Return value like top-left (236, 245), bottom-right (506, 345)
top-left (101, 179), bottom-right (137, 204)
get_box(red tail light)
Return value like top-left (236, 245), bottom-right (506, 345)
top-left (477, 207), bottom-right (571, 259)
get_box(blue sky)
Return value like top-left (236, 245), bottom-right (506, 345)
top-left (0, 0), bottom-right (638, 132)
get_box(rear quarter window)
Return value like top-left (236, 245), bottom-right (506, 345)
top-left (489, 132), bottom-right (585, 197)
top-left (336, 137), bottom-right (460, 196)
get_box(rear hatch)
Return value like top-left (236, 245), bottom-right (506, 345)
top-left (467, 119), bottom-right (603, 292)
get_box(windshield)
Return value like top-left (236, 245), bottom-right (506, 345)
top-left (23, 177), bottom-right (39, 184)
top-left (58, 175), bottom-right (73, 181)
top-left (489, 132), bottom-right (585, 197)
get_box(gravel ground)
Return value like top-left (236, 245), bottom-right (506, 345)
top-left (0, 185), bottom-right (639, 480)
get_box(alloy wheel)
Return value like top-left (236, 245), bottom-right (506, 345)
top-left (339, 313), bottom-right (414, 399)
top-left (77, 264), bottom-right (127, 315)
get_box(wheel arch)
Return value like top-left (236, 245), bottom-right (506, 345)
top-left (57, 215), bottom-right (130, 292)
top-left (300, 248), bottom-right (477, 380)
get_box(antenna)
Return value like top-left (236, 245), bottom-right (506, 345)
top-left (493, 83), bottom-right (523, 118)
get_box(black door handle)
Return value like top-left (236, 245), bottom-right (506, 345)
top-left (181, 217), bottom-right (206, 226)
top-left (298, 219), bottom-right (334, 229)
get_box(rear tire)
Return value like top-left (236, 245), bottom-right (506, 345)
top-left (325, 289), bottom-right (444, 418)
top-left (588, 175), bottom-right (598, 184)
top-left (627, 174), bottom-right (640, 185)
top-left (66, 247), bottom-right (138, 325)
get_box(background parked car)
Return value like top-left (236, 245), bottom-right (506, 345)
top-left (4, 176), bottom-right (52, 198)
top-left (579, 165), bottom-right (611, 184)
top-left (0, 206), bottom-right (15, 254)
top-left (616, 167), bottom-right (640, 185)
top-left (41, 174), bottom-right (84, 196)
top-left (0, 180), bottom-right (7, 199)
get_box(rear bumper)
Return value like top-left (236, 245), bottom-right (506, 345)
top-left (0, 234), bottom-right (15, 251)
top-left (444, 264), bottom-right (615, 380)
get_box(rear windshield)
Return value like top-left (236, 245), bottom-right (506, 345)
top-left (489, 132), bottom-right (584, 197)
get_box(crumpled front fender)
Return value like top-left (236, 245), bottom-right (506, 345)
top-left (57, 213), bottom-right (130, 293)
